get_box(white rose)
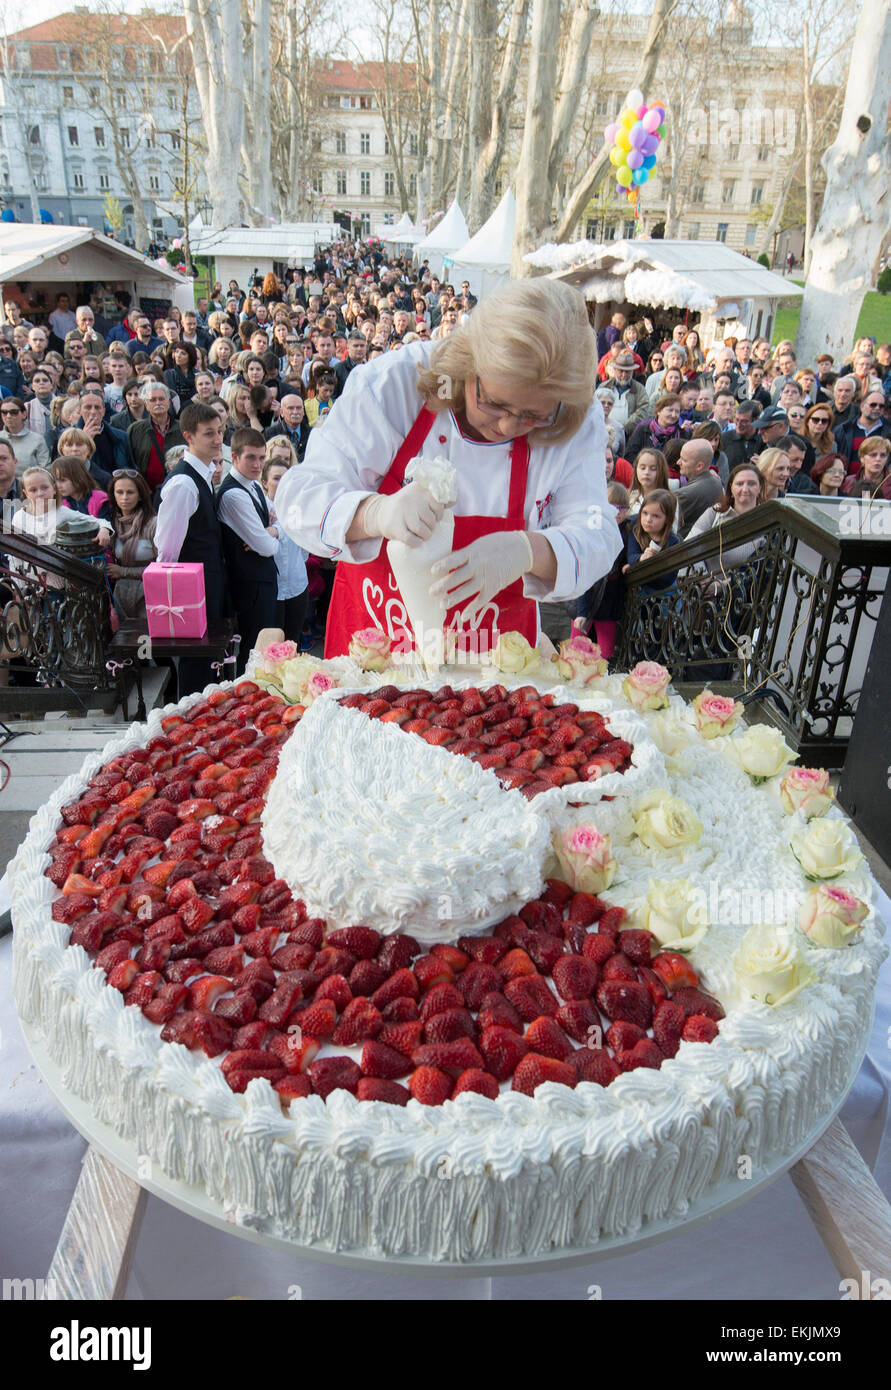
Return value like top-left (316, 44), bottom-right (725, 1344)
top-left (728, 725), bottom-right (797, 783)
top-left (799, 884), bottom-right (869, 949)
top-left (733, 924), bottom-right (815, 1006)
top-left (633, 789), bottom-right (703, 851)
top-left (649, 712), bottom-right (694, 758)
top-left (554, 823), bottom-right (617, 895)
top-left (692, 690), bottom-right (744, 738)
top-left (639, 878), bottom-right (709, 950)
top-left (348, 627), bottom-right (393, 672)
top-left (621, 661), bottom-right (671, 710)
top-left (279, 654), bottom-right (325, 705)
top-left (790, 819), bottom-right (863, 880)
top-left (492, 630), bottom-right (541, 675)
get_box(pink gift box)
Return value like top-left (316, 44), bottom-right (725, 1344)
top-left (143, 562), bottom-right (207, 640)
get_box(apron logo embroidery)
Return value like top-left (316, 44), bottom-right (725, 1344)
top-left (536, 493), bottom-right (552, 526)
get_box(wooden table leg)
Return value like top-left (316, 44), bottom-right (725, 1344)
top-left (134, 663), bottom-right (146, 722)
top-left (789, 1117), bottom-right (891, 1297)
top-left (44, 1146), bottom-right (147, 1301)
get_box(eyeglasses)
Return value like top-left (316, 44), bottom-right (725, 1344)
top-left (474, 377), bottom-right (561, 428)
top-left (1, 406), bottom-right (22, 415)
top-left (0, 345), bottom-right (12, 354)
top-left (112, 469), bottom-right (139, 479)
top-left (809, 416), bottom-right (830, 425)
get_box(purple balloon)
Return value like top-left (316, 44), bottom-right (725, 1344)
top-left (642, 133), bottom-right (660, 156)
top-left (626, 149), bottom-right (644, 170)
top-left (629, 122), bottom-right (646, 148)
top-left (652, 106), bottom-right (666, 123)
top-left (604, 122), bottom-right (618, 144)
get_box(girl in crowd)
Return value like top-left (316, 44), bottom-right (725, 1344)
top-left (623, 487), bottom-right (680, 591)
top-left (304, 367), bottom-right (336, 426)
top-left (691, 419), bottom-right (730, 484)
top-left (786, 402), bottom-right (807, 433)
top-left (683, 329), bottom-right (706, 376)
top-left (25, 366), bottom-right (57, 434)
top-left (841, 436), bottom-right (891, 500)
top-left (164, 341), bottom-right (198, 403)
top-left (192, 370), bottom-right (216, 403)
top-left (110, 379), bottom-right (145, 433)
top-left (51, 455), bottom-right (110, 527)
top-left (595, 386), bottom-right (625, 456)
top-left (207, 397), bottom-right (233, 482)
top-left (740, 362), bottom-right (771, 408)
top-left (810, 453), bottom-right (848, 496)
top-left (207, 337), bottom-right (235, 388)
top-left (226, 384), bottom-right (259, 438)
top-left (104, 352), bottom-right (134, 415)
top-left (262, 451), bottom-right (309, 646)
top-left (11, 467), bottom-right (66, 591)
top-left (604, 438), bottom-right (633, 487)
top-left (78, 355), bottom-right (105, 388)
top-left (794, 368), bottom-right (819, 406)
top-left (803, 403), bottom-right (836, 455)
top-left (105, 469), bottom-right (157, 621)
top-left (644, 349), bottom-right (664, 379)
top-left (686, 463), bottom-right (765, 572)
top-left (16, 351), bottom-right (38, 391)
top-left (626, 393), bottom-right (683, 463)
top-left (757, 447), bottom-right (792, 499)
top-left (628, 448), bottom-right (670, 510)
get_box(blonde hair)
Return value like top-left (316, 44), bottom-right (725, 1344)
top-left (22, 466), bottom-right (61, 508)
top-left (415, 279), bottom-right (596, 445)
top-left (756, 447), bottom-right (789, 482)
top-left (57, 426), bottom-right (96, 459)
top-left (264, 435), bottom-right (298, 468)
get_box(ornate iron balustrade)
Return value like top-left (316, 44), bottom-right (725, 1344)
top-left (614, 496), bottom-right (891, 766)
top-left (0, 530), bottom-right (117, 714)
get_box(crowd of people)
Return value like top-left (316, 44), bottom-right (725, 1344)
top-left (0, 238), bottom-right (889, 695)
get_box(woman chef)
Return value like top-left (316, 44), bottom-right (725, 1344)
top-left (274, 279), bottom-right (622, 657)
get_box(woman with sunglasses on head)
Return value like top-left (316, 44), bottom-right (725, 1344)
top-left (276, 279), bottom-right (621, 658)
top-left (105, 469), bottom-right (157, 621)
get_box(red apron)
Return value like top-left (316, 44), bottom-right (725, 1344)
top-left (324, 406), bottom-right (537, 659)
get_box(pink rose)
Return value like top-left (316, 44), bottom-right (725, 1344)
top-left (780, 767), bottom-right (834, 819)
top-left (552, 621), bottom-right (608, 684)
top-left (692, 690), bottom-right (743, 738)
top-left (622, 661), bottom-right (670, 710)
top-left (554, 822), bottom-right (617, 894)
top-left (799, 883), bottom-right (868, 948)
top-left (303, 671), bottom-right (336, 704)
top-left (349, 626), bottom-right (393, 672)
top-left (264, 640), bottom-right (298, 665)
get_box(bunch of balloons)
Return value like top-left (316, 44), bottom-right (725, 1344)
top-left (604, 88), bottom-right (666, 209)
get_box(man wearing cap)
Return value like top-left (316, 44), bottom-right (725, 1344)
top-left (604, 353), bottom-right (651, 429)
top-left (753, 405), bottom-right (790, 449)
top-left (333, 332), bottom-right (368, 398)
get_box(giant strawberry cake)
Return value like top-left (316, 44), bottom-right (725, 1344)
top-left (11, 641), bottom-right (887, 1263)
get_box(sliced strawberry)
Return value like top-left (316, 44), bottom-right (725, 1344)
top-left (412, 1037), bottom-right (483, 1077)
top-left (356, 1078), bottom-right (410, 1105)
top-left (326, 925), bottom-right (381, 959)
top-left (313, 946), bottom-right (357, 979)
top-left (62, 872), bottom-right (102, 898)
top-left (456, 961), bottom-right (503, 1011)
top-left (541, 878), bottom-right (574, 909)
top-left (188, 975), bottom-right (231, 1011)
top-left (53, 894), bottom-right (99, 926)
top-left (617, 1038), bottom-right (664, 1072)
top-left (526, 933), bottom-right (566, 974)
top-left (512, 1053), bottom-right (576, 1095)
top-left (361, 1039), bottom-right (413, 1079)
top-left (682, 1013), bottom-right (720, 1043)
top-left (456, 935), bottom-right (506, 966)
top-left (295, 998), bottom-right (337, 1038)
top-left (377, 934), bottom-right (420, 973)
top-left (639, 964), bottom-right (670, 1007)
top-left (179, 898), bottom-right (216, 935)
top-left (598, 906), bottom-right (627, 936)
top-left (583, 933), bottom-right (617, 967)
top-left (123, 970), bottom-right (161, 1009)
top-left (651, 952), bottom-right (700, 991)
top-left (556, 998), bottom-right (599, 1044)
top-left (429, 943), bottom-right (470, 973)
top-left (452, 1068), bottom-right (499, 1099)
top-left (504, 974), bottom-right (558, 1022)
top-left (497, 948), bottom-right (537, 980)
top-left (381, 996), bottom-right (418, 1022)
top-left (519, 900), bottom-right (563, 934)
top-left (601, 951), bottom-right (638, 984)
top-left (477, 992), bottom-right (524, 1035)
top-left (418, 980), bottom-right (464, 1022)
top-left (378, 1019), bottom-right (423, 1058)
top-left (165, 957), bottom-right (205, 984)
top-left (221, 1048), bottom-right (286, 1092)
top-left (408, 1066), bottom-right (452, 1106)
top-left (141, 981), bottom-right (189, 1025)
top-left (202, 945), bottom-right (244, 977)
top-left (670, 987), bottom-right (725, 1022)
top-left (423, 1007), bottom-right (476, 1045)
top-left (309, 1055), bottom-right (362, 1099)
top-left (606, 1020), bottom-right (647, 1053)
top-left (370, 967), bottom-right (420, 1009)
top-left (349, 959), bottom-right (389, 997)
top-left (596, 980), bottom-right (653, 1030)
top-left (413, 954), bottom-right (455, 991)
top-left (214, 991), bottom-right (258, 1027)
top-left (552, 954), bottom-right (598, 1001)
top-left (232, 1020), bottom-right (269, 1050)
top-left (270, 942), bottom-right (314, 971)
top-left (525, 1015), bottom-right (574, 1063)
top-left (480, 1024), bottom-right (529, 1081)
top-left (331, 997), bottom-right (383, 1046)
top-left (314, 973), bottom-right (352, 1011)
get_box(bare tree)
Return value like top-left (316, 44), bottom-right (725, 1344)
top-left (241, 0), bottom-right (272, 225)
top-left (183, 0), bottom-right (245, 228)
top-left (466, 0), bottom-right (530, 232)
top-left (796, 0), bottom-right (891, 365)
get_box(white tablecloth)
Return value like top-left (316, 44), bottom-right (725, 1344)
top-left (2, 893), bottom-right (889, 1302)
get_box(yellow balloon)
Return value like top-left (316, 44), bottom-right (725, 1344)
top-left (620, 108), bottom-right (637, 129)
top-left (609, 147), bottom-right (624, 166)
top-left (616, 129), bottom-right (631, 151)
top-left (616, 165), bottom-right (633, 186)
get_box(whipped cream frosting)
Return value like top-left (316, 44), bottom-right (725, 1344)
top-left (11, 666), bottom-right (887, 1264)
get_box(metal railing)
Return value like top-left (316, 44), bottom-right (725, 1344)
top-left (614, 496), bottom-right (891, 766)
top-left (0, 531), bottom-right (117, 714)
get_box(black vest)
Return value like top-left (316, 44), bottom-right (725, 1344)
top-left (160, 460), bottom-right (226, 622)
top-left (216, 471), bottom-right (277, 591)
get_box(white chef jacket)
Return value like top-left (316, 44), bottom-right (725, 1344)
top-left (274, 341), bottom-right (621, 603)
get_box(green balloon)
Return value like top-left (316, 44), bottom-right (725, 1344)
top-left (658, 124), bottom-right (666, 137)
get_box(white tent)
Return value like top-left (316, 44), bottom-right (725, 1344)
top-left (448, 190), bottom-right (515, 300)
top-left (375, 211), bottom-right (423, 249)
top-left (188, 222), bottom-right (340, 285)
top-left (413, 201), bottom-right (469, 279)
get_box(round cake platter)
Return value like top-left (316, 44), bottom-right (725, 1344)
top-left (20, 1010), bottom-right (872, 1280)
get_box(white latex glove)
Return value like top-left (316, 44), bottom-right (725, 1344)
top-left (362, 481), bottom-right (445, 547)
top-left (429, 530), bottom-right (533, 623)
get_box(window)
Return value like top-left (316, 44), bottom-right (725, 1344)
top-left (384, 133), bottom-right (390, 155)
top-left (360, 131), bottom-right (370, 155)
top-left (327, 94), bottom-right (340, 108)
top-left (68, 126), bottom-right (79, 146)
top-left (624, 219), bottom-right (636, 238)
top-left (120, 128), bottom-right (130, 148)
top-left (585, 218), bottom-right (598, 239)
top-left (690, 184), bottom-right (705, 204)
top-left (358, 95), bottom-right (372, 110)
top-left (89, 87), bottom-right (99, 106)
top-left (384, 212), bottom-right (394, 225)
top-left (312, 132), bottom-right (322, 152)
top-left (686, 222), bottom-right (700, 240)
top-left (73, 171), bottom-right (85, 190)
top-left (145, 132), bottom-right (155, 150)
top-left (70, 46), bottom-right (84, 71)
top-left (167, 89), bottom-right (176, 110)
top-left (595, 94), bottom-right (610, 116)
top-left (335, 130), bottom-right (346, 154)
top-left (384, 171), bottom-right (395, 197)
top-left (63, 86), bottom-right (74, 102)
top-left (336, 169), bottom-right (347, 196)
top-left (751, 181), bottom-right (764, 206)
top-left (99, 171), bottom-right (110, 190)
top-left (727, 143), bottom-right (739, 162)
top-left (757, 145), bottom-right (770, 162)
top-left (494, 174), bottom-right (503, 198)
top-left (359, 212), bottom-right (371, 235)
top-left (28, 125), bottom-right (41, 146)
top-left (149, 173), bottom-right (160, 192)
top-left (603, 223), bottom-right (617, 241)
top-left (409, 133), bottom-right (418, 156)
top-left (408, 172), bottom-right (417, 198)
top-left (312, 172), bottom-right (323, 194)
top-left (360, 170), bottom-right (371, 196)
top-left (116, 88), bottom-right (126, 109)
top-left (745, 223), bottom-right (757, 246)
top-left (716, 222), bottom-right (729, 243)
top-left (722, 180), bottom-right (736, 204)
top-left (94, 126), bottom-right (105, 147)
top-left (34, 169), bottom-right (47, 191)
top-left (170, 132), bottom-right (181, 151)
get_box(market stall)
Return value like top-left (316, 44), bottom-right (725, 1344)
top-left (448, 189), bottom-right (516, 300)
top-left (188, 222), bottom-right (341, 291)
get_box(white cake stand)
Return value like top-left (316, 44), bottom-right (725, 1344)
top-left (23, 1012), bottom-right (890, 1291)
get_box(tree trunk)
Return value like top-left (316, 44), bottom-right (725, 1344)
top-left (547, 0), bottom-right (599, 193)
top-left (466, 0), bottom-right (497, 232)
top-left (511, 0), bottom-right (561, 277)
top-left (431, 0), bottom-right (468, 213)
top-left (552, 0), bottom-right (676, 244)
top-left (468, 0), bottom-right (530, 232)
top-left (184, 0), bottom-right (244, 228)
top-left (242, 0), bottom-right (271, 225)
top-left (796, 0), bottom-right (891, 366)
top-left (801, 22), bottom-right (815, 276)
